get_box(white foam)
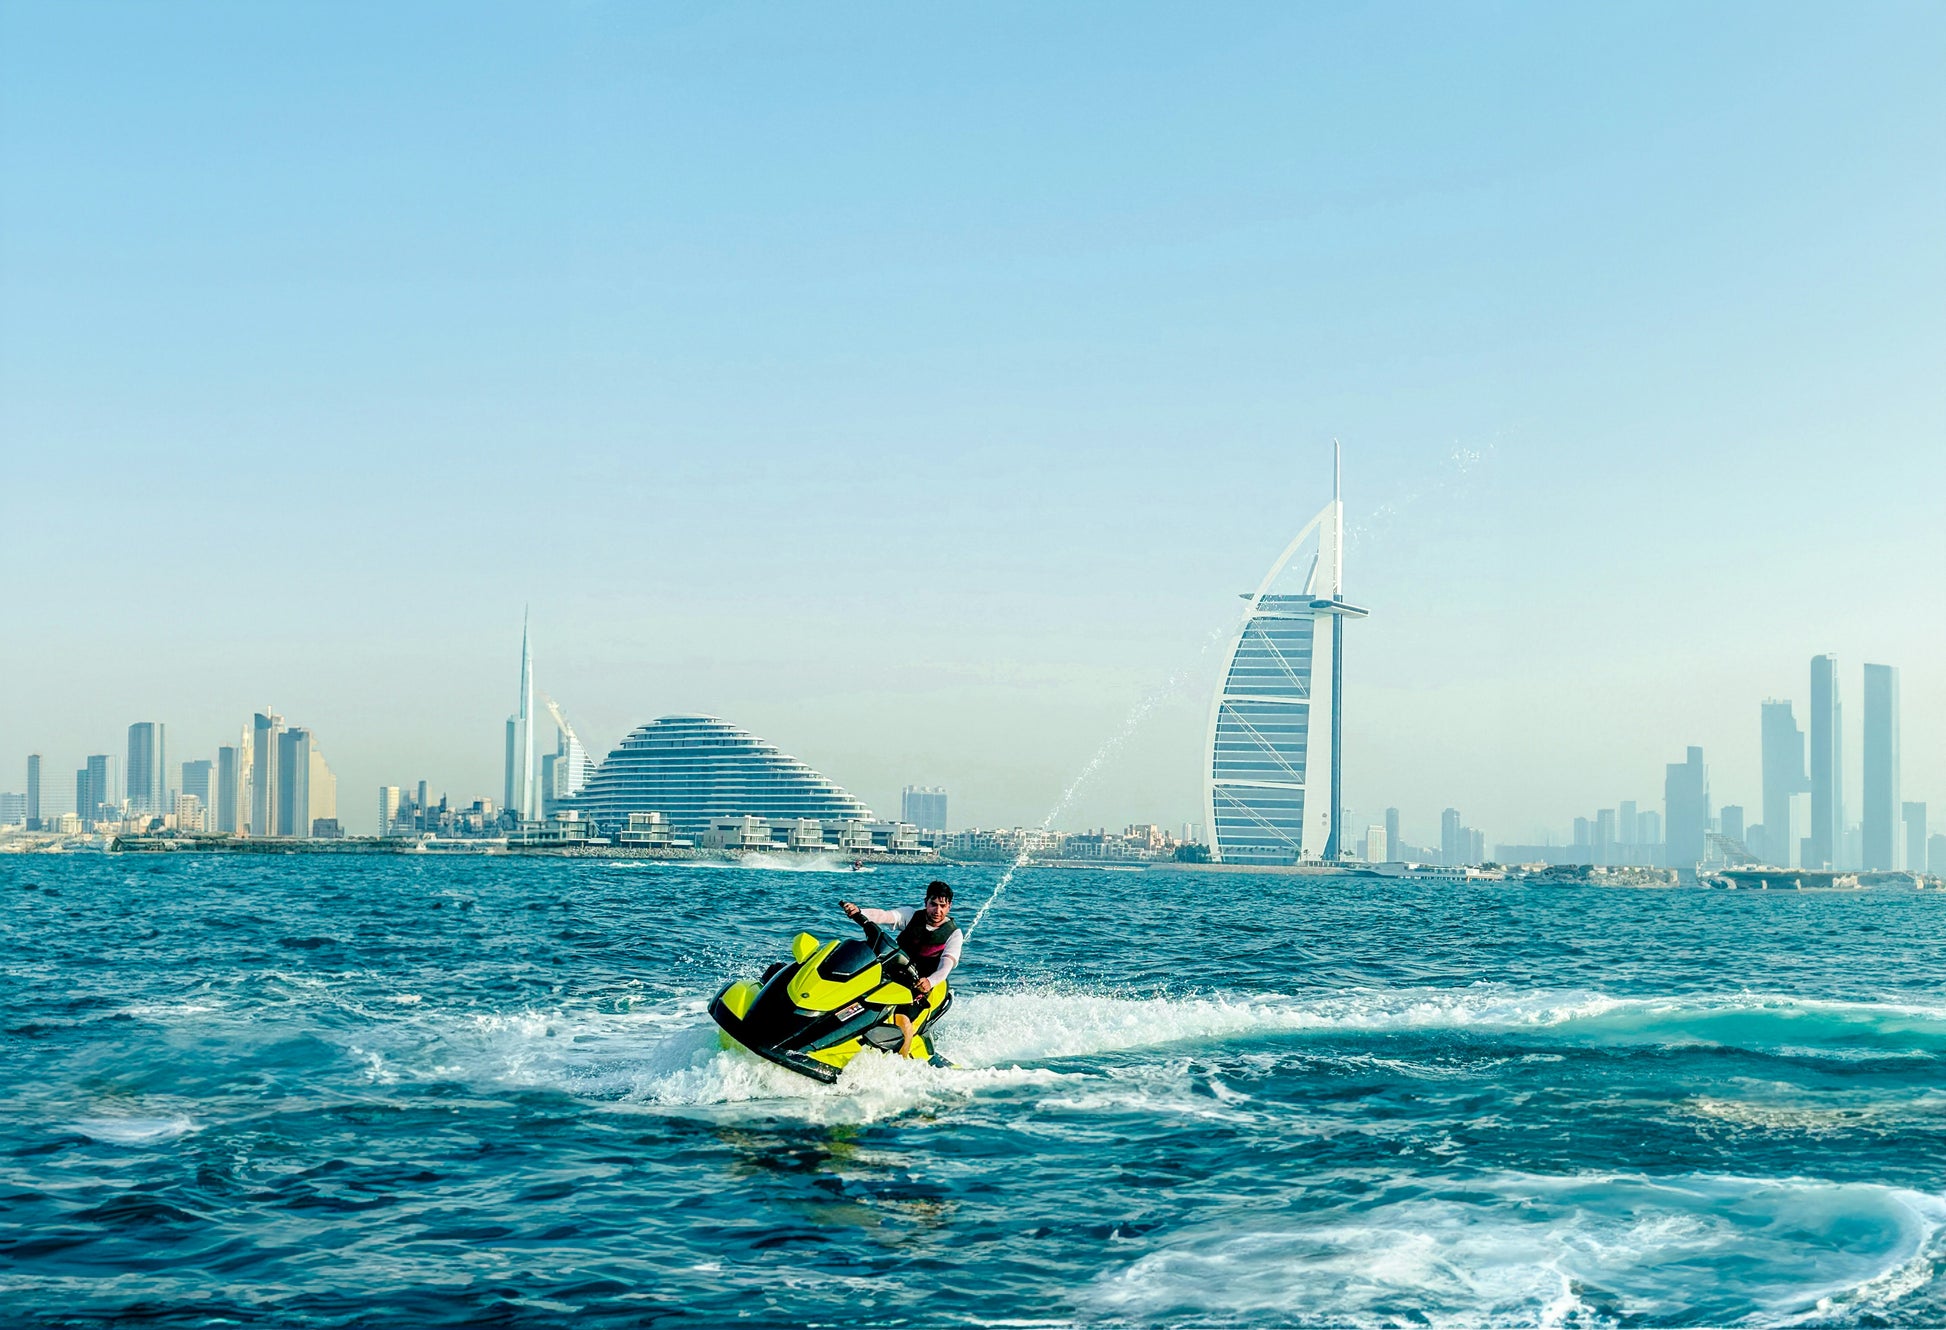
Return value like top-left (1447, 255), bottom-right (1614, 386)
top-left (113, 1002), bottom-right (219, 1019)
top-left (329, 982), bottom-right (1946, 1130)
top-left (1091, 1173), bottom-right (1946, 1327)
top-left (664, 852), bottom-right (878, 874)
top-left (936, 985), bottom-right (1626, 1067)
top-left (65, 1114), bottom-right (200, 1145)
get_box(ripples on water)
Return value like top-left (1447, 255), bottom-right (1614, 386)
top-left (2, 855), bottom-right (1943, 1327)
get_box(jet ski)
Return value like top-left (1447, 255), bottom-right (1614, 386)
top-left (709, 915), bottom-right (952, 1083)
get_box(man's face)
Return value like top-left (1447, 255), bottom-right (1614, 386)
top-left (924, 895), bottom-right (951, 925)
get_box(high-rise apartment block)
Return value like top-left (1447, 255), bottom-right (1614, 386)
top-left (1664, 747), bottom-right (1709, 877)
top-left (1759, 700), bottom-right (1808, 867)
top-left (901, 786), bottom-right (948, 831)
top-left (1638, 809), bottom-right (1662, 850)
top-left (1439, 809), bottom-right (1485, 865)
top-left (126, 721), bottom-right (167, 815)
top-left (1862, 663), bottom-right (1900, 870)
top-left (379, 785), bottom-right (402, 837)
top-left (276, 728), bottom-right (311, 836)
top-left (1807, 656), bottom-right (1842, 869)
top-left (216, 744), bottom-right (244, 834)
top-left (251, 710), bottom-right (283, 835)
top-left (181, 760), bottom-right (214, 807)
top-left (76, 754), bottom-right (111, 826)
top-left (274, 727), bottom-right (337, 836)
top-left (1719, 805), bottom-right (1744, 845)
top-left (25, 753), bottom-right (41, 831)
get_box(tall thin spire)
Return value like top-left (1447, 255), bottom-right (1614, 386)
top-left (517, 609), bottom-right (536, 821)
top-left (1331, 437), bottom-right (1343, 598)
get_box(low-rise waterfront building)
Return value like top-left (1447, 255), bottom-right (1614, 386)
top-left (618, 812), bottom-right (677, 849)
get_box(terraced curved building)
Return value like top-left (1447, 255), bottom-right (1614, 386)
top-left (574, 715), bottom-right (875, 837)
top-left (1204, 447), bottom-right (1369, 865)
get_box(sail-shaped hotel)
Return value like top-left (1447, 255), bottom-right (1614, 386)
top-left (1204, 446), bottom-right (1368, 865)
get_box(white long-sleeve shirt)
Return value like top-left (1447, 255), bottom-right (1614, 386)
top-left (857, 906), bottom-right (963, 984)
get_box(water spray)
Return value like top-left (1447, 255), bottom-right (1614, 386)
top-left (964, 624), bottom-right (1232, 940)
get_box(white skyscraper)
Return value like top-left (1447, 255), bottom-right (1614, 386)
top-left (1205, 443), bottom-right (1369, 864)
top-left (506, 612), bottom-right (538, 822)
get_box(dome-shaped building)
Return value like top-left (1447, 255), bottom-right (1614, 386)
top-left (574, 715), bottom-right (875, 838)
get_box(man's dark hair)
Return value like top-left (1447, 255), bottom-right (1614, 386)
top-left (925, 880), bottom-right (953, 902)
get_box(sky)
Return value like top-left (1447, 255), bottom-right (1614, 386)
top-left (2, 2), bottom-right (1942, 842)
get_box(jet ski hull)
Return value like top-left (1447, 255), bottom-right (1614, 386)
top-left (709, 928), bottom-right (951, 1082)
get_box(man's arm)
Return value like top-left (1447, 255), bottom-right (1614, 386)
top-left (840, 902), bottom-right (914, 927)
top-left (917, 929), bottom-right (964, 991)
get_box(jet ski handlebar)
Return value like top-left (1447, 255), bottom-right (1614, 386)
top-left (851, 915), bottom-right (922, 988)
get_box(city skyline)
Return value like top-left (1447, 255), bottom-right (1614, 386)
top-left (4, 643), bottom-right (1935, 869)
top-left (2, 6), bottom-right (1942, 839)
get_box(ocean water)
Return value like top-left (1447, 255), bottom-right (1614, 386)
top-left (4, 855), bottom-right (1944, 1328)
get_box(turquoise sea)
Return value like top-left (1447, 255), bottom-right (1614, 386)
top-left (4, 854), bottom-right (1944, 1327)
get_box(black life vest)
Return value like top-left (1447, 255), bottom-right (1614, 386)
top-left (897, 911), bottom-right (959, 979)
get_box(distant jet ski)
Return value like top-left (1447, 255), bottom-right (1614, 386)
top-left (709, 916), bottom-right (952, 1083)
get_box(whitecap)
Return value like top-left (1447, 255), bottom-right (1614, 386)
top-left (64, 1114), bottom-right (200, 1145)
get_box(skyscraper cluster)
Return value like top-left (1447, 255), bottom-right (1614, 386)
top-left (2, 709), bottom-right (334, 836)
top-left (1750, 656), bottom-right (1917, 871)
top-left (218, 709), bottom-right (340, 836)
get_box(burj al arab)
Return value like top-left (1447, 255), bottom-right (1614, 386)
top-left (1204, 444), bottom-right (1369, 865)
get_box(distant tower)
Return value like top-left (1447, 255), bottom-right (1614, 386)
top-left (1807, 656), bottom-right (1841, 869)
top-left (180, 760), bottom-right (213, 807)
top-left (25, 754), bottom-right (41, 831)
top-left (251, 710), bottom-right (284, 836)
top-left (901, 786), bottom-right (948, 831)
top-left (276, 728), bottom-right (312, 836)
top-left (127, 722), bottom-right (166, 816)
top-left (1760, 699), bottom-right (1808, 867)
top-left (1205, 442), bottom-right (1368, 864)
top-left (79, 754), bottom-right (110, 824)
top-left (511, 611), bottom-right (537, 822)
top-left (1862, 663), bottom-right (1900, 870)
top-left (1663, 746), bottom-right (1710, 879)
top-left (216, 745), bottom-right (242, 834)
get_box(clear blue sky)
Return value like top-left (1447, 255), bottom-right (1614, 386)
top-left (3, 2), bottom-right (1942, 840)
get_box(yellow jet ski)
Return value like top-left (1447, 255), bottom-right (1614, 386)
top-left (709, 916), bottom-right (952, 1083)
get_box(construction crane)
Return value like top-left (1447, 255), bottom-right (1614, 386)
top-left (539, 692), bottom-right (594, 792)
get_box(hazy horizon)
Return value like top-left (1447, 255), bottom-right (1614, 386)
top-left (3, 4), bottom-right (1941, 841)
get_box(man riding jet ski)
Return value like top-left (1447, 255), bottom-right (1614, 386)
top-left (708, 881), bottom-right (962, 1084)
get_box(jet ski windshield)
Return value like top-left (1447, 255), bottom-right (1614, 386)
top-left (817, 939), bottom-right (880, 982)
